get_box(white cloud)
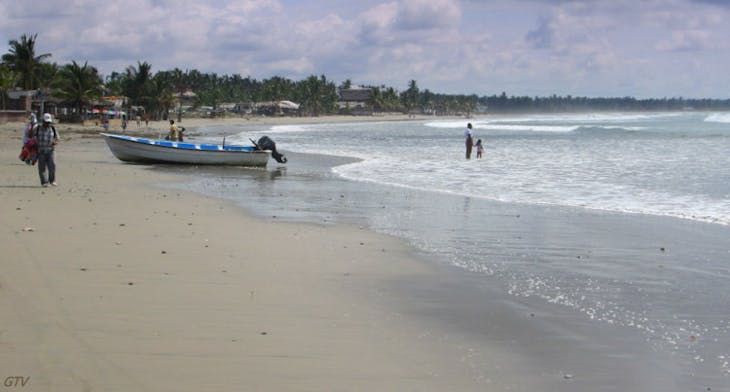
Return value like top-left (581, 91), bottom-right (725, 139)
top-left (395, 0), bottom-right (461, 30)
top-left (357, 2), bottom-right (399, 46)
top-left (656, 29), bottom-right (712, 52)
top-left (2, 0), bottom-right (730, 97)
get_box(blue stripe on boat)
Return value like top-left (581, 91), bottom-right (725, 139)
top-left (103, 133), bottom-right (256, 152)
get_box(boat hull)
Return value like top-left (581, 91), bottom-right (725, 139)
top-left (101, 133), bottom-right (270, 166)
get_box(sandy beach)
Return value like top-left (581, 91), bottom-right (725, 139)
top-left (6, 114), bottom-right (724, 391)
top-left (0, 116), bottom-right (497, 391)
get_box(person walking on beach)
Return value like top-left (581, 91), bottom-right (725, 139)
top-left (475, 138), bottom-right (484, 159)
top-left (23, 112), bottom-right (37, 145)
top-left (465, 123), bottom-right (474, 159)
top-left (19, 113), bottom-right (38, 165)
top-left (30, 113), bottom-right (59, 187)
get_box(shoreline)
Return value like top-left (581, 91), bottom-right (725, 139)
top-left (0, 118), bottom-right (502, 391)
top-left (4, 116), bottom-right (727, 391)
top-left (162, 115), bottom-right (730, 391)
top-left (0, 113), bottom-right (454, 137)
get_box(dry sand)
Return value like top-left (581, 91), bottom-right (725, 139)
top-left (0, 116), bottom-right (494, 391)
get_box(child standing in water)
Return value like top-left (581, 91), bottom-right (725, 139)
top-left (475, 139), bottom-right (484, 159)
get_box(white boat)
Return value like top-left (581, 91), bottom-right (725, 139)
top-left (101, 133), bottom-right (283, 167)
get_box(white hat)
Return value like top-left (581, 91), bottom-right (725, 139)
top-left (42, 113), bottom-right (53, 123)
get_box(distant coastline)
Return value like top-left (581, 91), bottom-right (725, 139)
top-left (0, 113), bottom-right (448, 140)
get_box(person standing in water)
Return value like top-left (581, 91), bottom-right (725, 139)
top-left (475, 138), bottom-right (484, 159)
top-left (167, 119), bottom-right (179, 140)
top-left (465, 123), bottom-right (474, 159)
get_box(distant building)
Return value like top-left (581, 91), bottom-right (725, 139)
top-left (1, 89), bottom-right (61, 123)
top-left (82, 95), bottom-right (129, 126)
top-left (174, 89), bottom-right (197, 108)
top-left (234, 102), bottom-right (254, 114)
top-left (1, 90), bottom-right (34, 122)
top-left (218, 102), bottom-right (237, 112)
top-left (339, 86), bottom-right (372, 102)
top-left (177, 89), bottom-right (197, 100)
top-left (173, 89), bottom-right (197, 121)
top-left (337, 86), bottom-right (373, 115)
top-left (253, 100), bottom-right (300, 116)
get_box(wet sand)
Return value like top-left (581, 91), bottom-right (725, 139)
top-left (0, 118), bottom-right (499, 391)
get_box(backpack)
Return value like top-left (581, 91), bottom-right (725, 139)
top-left (33, 124), bottom-right (58, 138)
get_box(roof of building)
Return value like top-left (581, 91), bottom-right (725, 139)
top-left (339, 88), bottom-right (372, 102)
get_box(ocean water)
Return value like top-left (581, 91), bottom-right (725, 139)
top-left (263, 112), bottom-right (730, 226)
top-left (175, 111), bottom-right (730, 389)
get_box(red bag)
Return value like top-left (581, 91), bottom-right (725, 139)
top-left (19, 139), bottom-right (38, 165)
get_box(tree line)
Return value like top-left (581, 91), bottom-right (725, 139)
top-left (2, 33), bottom-right (730, 122)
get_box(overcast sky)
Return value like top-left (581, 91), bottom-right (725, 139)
top-left (2, 0), bottom-right (729, 98)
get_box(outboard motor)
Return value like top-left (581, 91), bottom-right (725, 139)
top-left (254, 136), bottom-right (287, 163)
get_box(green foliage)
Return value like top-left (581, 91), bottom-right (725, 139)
top-left (0, 64), bottom-right (18, 109)
top-left (104, 71), bottom-right (125, 96)
top-left (400, 79), bottom-right (419, 110)
top-left (366, 85), bottom-right (402, 112)
top-left (2, 33), bottom-right (52, 90)
top-left (295, 75), bottom-right (337, 115)
top-left (4, 33), bottom-right (730, 119)
top-left (51, 61), bottom-right (102, 120)
top-left (339, 79), bottom-right (352, 90)
top-left (123, 61), bottom-right (154, 109)
top-left (148, 74), bottom-right (176, 119)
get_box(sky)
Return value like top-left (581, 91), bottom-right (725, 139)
top-left (1, 0), bottom-right (729, 99)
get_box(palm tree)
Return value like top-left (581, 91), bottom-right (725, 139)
top-left (122, 61), bottom-right (153, 108)
top-left (339, 79), bottom-right (352, 91)
top-left (296, 75), bottom-right (337, 116)
top-left (0, 64), bottom-right (18, 109)
top-left (2, 33), bottom-right (51, 89)
top-left (368, 86), bottom-right (384, 112)
top-left (52, 61), bottom-right (102, 121)
top-left (260, 76), bottom-right (295, 102)
top-left (148, 74), bottom-right (175, 120)
top-left (298, 75), bottom-right (323, 115)
top-left (401, 79), bottom-right (419, 112)
top-left (36, 62), bottom-right (58, 89)
top-left (104, 71), bottom-right (125, 96)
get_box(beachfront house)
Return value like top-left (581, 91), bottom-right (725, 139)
top-left (173, 89), bottom-right (197, 121)
top-left (1, 89), bottom-right (34, 122)
top-left (337, 86), bottom-right (373, 115)
top-left (1, 88), bottom-right (61, 123)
